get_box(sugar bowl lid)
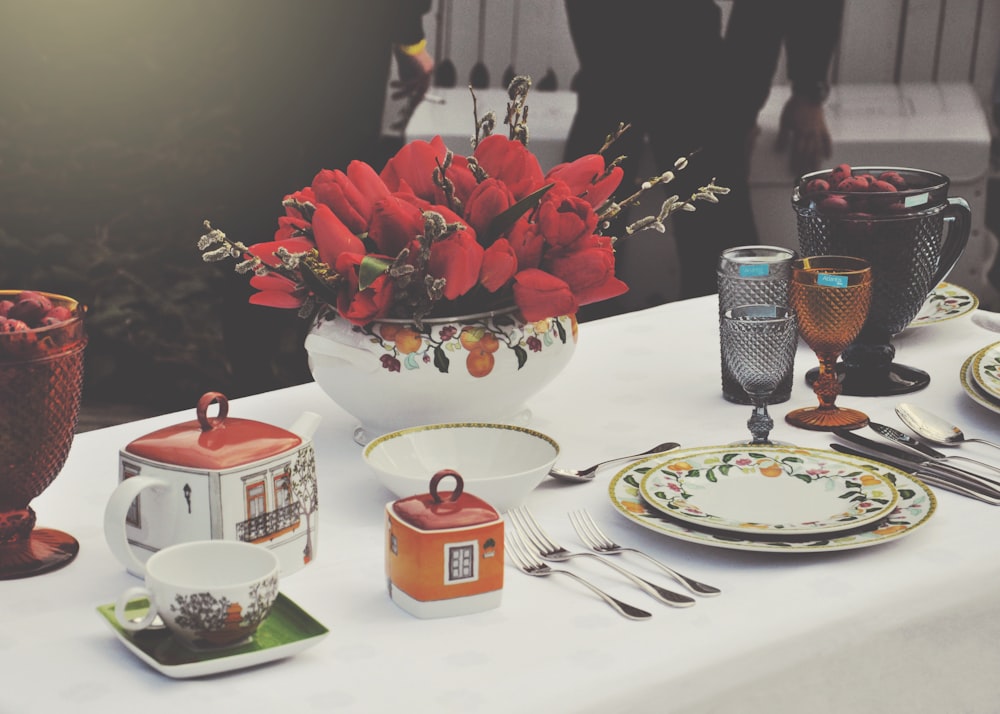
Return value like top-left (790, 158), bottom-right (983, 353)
top-left (124, 392), bottom-right (302, 469)
top-left (392, 470), bottom-right (499, 530)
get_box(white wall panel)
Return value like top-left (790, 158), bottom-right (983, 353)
top-left (899, 0), bottom-right (943, 82)
top-left (838, 1), bottom-right (902, 83)
top-left (939, 0), bottom-right (983, 80)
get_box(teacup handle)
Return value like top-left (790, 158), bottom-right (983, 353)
top-left (103, 475), bottom-right (170, 576)
top-left (114, 586), bottom-right (159, 631)
top-left (933, 197), bottom-right (972, 286)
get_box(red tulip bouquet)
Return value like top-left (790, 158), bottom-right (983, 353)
top-left (199, 76), bottom-right (727, 327)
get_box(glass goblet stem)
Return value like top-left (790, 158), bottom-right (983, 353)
top-left (747, 401), bottom-right (774, 445)
top-left (813, 352), bottom-right (843, 411)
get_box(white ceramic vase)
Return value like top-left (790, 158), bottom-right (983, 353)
top-left (304, 307), bottom-right (577, 444)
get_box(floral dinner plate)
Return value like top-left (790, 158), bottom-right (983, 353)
top-left (638, 445), bottom-right (899, 536)
top-left (609, 447), bottom-right (936, 553)
top-left (909, 282), bottom-right (978, 327)
top-left (97, 592), bottom-right (328, 679)
top-left (960, 350), bottom-right (1000, 416)
top-left (971, 341), bottom-right (1000, 402)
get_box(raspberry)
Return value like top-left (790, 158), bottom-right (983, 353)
top-left (41, 305), bottom-right (73, 325)
top-left (0, 318), bottom-right (30, 334)
top-left (835, 176), bottom-right (869, 193)
top-left (830, 163), bottom-right (852, 185)
top-left (804, 178), bottom-right (830, 194)
top-left (818, 195), bottom-right (849, 213)
top-left (878, 171), bottom-right (907, 190)
top-left (8, 291), bottom-right (53, 326)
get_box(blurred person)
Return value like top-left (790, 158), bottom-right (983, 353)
top-left (563, 0), bottom-right (842, 315)
top-left (725, 0), bottom-right (845, 177)
top-left (212, 1), bottom-right (435, 394)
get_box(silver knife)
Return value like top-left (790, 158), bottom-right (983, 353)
top-left (868, 422), bottom-right (1000, 477)
top-left (833, 429), bottom-right (1000, 496)
top-left (829, 443), bottom-right (1000, 505)
top-left (868, 422), bottom-right (947, 459)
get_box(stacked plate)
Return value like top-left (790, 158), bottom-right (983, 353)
top-left (908, 281), bottom-right (978, 327)
top-left (608, 445), bottom-right (936, 553)
top-left (960, 342), bottom-right (1000, 416)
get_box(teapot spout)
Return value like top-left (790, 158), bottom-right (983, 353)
top-left (290, 411), bottom-right (322, 440)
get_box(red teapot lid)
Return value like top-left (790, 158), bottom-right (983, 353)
top-left (124, 392), bottom-right (302, 469)
top-left (392, 470), bottom-right (499, 530)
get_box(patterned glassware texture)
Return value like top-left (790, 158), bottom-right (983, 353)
top-left (721, 305), bottom-right (798, 445)
top-left (792, 166), bottom-right (970, 397)
top-left (794, 170), bottom-right (952, 337)
top-left (786, 258), bottom-right (873, 431)
top-left (0, 291), bottom-right (86, 578)
top-left (721, 305), bottom-right (797, 398)
top-left (717, 246), bottom-right (796, 405)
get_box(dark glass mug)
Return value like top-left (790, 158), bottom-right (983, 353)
top-left (794, 167), bottom-right (971, 396)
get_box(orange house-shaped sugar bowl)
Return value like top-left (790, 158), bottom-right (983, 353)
top-left (385, 470), bottom-right (503, 618)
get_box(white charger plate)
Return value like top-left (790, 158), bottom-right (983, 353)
top-left (638, 445), bottom-right (899, 536)
top-left (609, 447), bottom-right (936, 553)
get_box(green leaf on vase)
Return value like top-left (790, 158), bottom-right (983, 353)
top-left (513, 344), bottom-right (528, 369)
top-left (433, 345), bottom-right (450, 373)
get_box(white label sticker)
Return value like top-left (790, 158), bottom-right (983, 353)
top-left (904, 192), bottom-right (929, 208)
top-left (817, 273), bottom-right (849, 288)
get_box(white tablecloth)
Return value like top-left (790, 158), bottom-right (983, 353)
top-left (5, 295), bottom-right (1000, 713)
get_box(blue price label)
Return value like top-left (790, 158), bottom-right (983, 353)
top-left (738, 263), bottom-right (770, 278)
top-left (817, 273), bottom-right (849, 288)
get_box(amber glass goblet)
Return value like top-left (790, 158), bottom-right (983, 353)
top-left (786, 257), bottom-right (872, 431)
top-left (0, 291), bottom-right (86, 579)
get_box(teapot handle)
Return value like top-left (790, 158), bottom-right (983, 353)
top-left (103, 475), bottom-right (171, 577)
top-left (933, 197), bottom-right (972, 286)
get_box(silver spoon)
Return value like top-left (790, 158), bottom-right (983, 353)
top-left (548, 442), bottom-right (680, 483)
top-left (896, 403), bottom-right (1000, 453)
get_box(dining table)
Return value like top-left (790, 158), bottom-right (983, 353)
top-left (5, 291), bottom-right (1000, 713)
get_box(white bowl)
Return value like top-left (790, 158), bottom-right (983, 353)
top-left (363, 423), bottom-right (560, 511)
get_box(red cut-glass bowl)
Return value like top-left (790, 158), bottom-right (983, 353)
top-left (0, 290), bottom-right (87, 578)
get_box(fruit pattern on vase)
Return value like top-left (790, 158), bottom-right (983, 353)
top-left (338, 312), bottom-right (577, 378)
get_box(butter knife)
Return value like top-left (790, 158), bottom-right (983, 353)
top-left (833, 429), bottom-right (1000, 496)
top-left (829, 443), bottom-right (1000, 506)
top-left (868, 422), bottom-right (1000, 477)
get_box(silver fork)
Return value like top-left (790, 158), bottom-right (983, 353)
top-left (507, 507), bottom-right (695, 607)
top-left (504, 528), bottom-right (652, 619)
top-left (569, 509), bottom-right (721, 596)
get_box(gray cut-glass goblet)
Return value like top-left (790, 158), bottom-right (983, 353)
top-left (717, 246), bottom-right (796, 405)
top-left (720, 305), bottom-right (798, 446)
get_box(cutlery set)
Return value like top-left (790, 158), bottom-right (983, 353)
top-left (504, 507), bottom-right (719, 619)
top-left (515, 402), bottom-right (998, 615)
top-left (830, 409), bottom-right (1000, 506)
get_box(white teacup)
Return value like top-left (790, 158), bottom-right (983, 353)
top-left (114, 540), bottom-right (280, 650)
